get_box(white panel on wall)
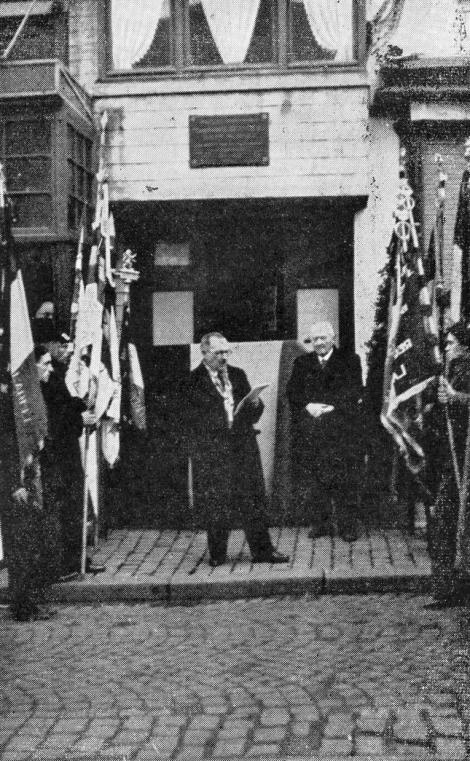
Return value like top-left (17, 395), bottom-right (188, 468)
top-left (153, 291), bottom-right (193, 345)
top-left (296, 288), bottom-right (339, 345)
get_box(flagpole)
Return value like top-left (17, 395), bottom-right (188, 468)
top-left (433, 153), bottom-right (462, 496)
top-left (80, 427), bottom-right (90, 578)
top-left (454, 140), bottom-right (470, 569)
top-left (113, 249), bottom-right (140, 339)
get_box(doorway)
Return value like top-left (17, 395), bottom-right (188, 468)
top-left (112, 197), bottom-right (357, 528)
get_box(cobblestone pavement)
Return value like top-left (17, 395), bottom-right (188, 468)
top-left (1, 594), bottom-right (470, 760)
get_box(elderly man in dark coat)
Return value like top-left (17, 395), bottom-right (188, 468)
top-left (287, 321), bottom-right (363, 541)
top-left (183, 332), bottom-right (289, 567)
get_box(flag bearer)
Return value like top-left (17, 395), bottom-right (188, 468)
top-left (430, 320), bottom-right (470, 606)
top-left (1, 357), bottom-right (56, 621)
top-left (35, 344), bottom-right (99, 579)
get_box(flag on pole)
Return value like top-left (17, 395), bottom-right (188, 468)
top-left (120, 303), bottom-right (146, 432)
top-left (451, 142), bottom-right (470, 323)
top-left (101, 302), bottom-right (121, 466)
top-left (10, 262), bottom-right (48, 472)
top-left (381, 161), bottom-right (442, 474)
top-left (70, 223), bottom-right (85, 341)
top-left (0, 165), bottom-right (47, 475)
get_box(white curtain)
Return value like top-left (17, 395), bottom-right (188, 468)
top-left (112, 0), bottom-right (164, 69)
top-left (302, 0), bottom-right (353, 60)
top-left (200, 0), bottom-right (261, 64)
top-left (366, 0), bottom-right (389, 22)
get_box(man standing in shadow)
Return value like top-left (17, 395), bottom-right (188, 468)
top-left (287, 321), bottom-right (363, 542)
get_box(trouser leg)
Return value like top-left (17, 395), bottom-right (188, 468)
top-left (430, 474), bottom-right (459, 600)
top-left (244, 523), bottom-right (274, 559)
top-left (207, 521), bottom-right (229, 563)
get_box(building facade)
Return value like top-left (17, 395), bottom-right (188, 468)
top-left (8, 0), bottom-right (459, 525)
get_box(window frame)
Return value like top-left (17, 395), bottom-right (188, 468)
top-left (0, 111), bottom-right (56, 235)
top-left (0, 6), bottom-right (69, 64)
top-left (105, 0), bottom-right (365, 77)
top-left (66, 123), bottom-right (95, 234)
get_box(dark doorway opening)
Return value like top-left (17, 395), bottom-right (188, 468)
top-left (110, 197), bottom-right (360, 529)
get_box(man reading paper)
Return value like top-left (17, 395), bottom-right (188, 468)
top-left (182, 332), bottom-right (289, 567)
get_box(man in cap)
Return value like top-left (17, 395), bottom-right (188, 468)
top-left (182, 331), bottom-right (289, 567)
top-left (36, 336), bottom-right (105, 578)
top-left (287, 321), bottom-right (363, 541)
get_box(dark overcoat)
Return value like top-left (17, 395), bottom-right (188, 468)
top-left (40, 373), bottom-right (86, 574)
top-left (286, 347), bottom-right (363, 491)
top-left (429, 352), bottom-right (470, 599)
top-left (183, 363), bottom-right (266, 526)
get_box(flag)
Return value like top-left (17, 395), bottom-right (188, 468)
top-left (0, 167), bottom-right (47, 475)
top-left (380, 157), bottom-right (442, 475)
top-left (381, 231), bottom-right (442, 473)
top-left (70, 223), bottom-right (85, 341)
top-left (121, 304), bottom-right (146, 432)
top-left (101, 302), bottom-right (121, 467)
top-left (425, 157), bottom-right (450, 334)
top-left (451, 162), bottom-right (470, 323)
top-left (10, 263), bottom-right (48, 471)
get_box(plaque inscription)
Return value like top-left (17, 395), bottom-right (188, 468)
top-left (189, 113), bottom-right (269, 168)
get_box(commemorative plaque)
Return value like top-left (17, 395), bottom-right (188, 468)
top-left (189, 113), bottom-right (269, 168)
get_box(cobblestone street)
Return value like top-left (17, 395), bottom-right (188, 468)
top-left (1, 594), bottom-right (470, 760)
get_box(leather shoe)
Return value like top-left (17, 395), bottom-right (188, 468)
top-left (253, 551), bottom-right (289, 564)
top-left (58, 571), bottom-right (79, 583)
top-left (308, 526), bottom-right (329, 539)
top-left (35, 606), bottom-right (58, 621)
top-left (338, 529), bottom-right (358, 543)
top-left (209, 558), bottom-right (226, 568)
top-left (85, 559), bottom-right (106, 574)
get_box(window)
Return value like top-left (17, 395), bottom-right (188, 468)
top-left (109, 0), bottom-right (357, 73)
top-left (1, 118), bottom-right (53, 228)
top-left (66, 125), bottom-right (94, 232)
top-left (0, 3), bottom-right (68, 62)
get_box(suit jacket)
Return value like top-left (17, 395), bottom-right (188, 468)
top-left (287, 347), bottom-right (363, 480)
top-left (181, 363), bottom-right (266, 523)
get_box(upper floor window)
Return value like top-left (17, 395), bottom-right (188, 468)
top-left (1, 117), bottom-right (53, 229)
top-left (109, 0), bottom-right (357, 73)
top-left (0, 1), bottom-right (68, 63)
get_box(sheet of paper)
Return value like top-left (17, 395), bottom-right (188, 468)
top-left (234, 384), bottom-right (270, 416)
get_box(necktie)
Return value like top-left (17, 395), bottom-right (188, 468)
top-left (218, 369), bottom-right (227, 388)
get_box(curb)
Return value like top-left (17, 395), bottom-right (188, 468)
top-left (0, 572), bottom-right (432, 605)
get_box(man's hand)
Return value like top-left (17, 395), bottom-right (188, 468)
top-left (438, 377), bottom-right (456, 405)
top-left (13, 487), bottom-right (29, 505)
top-left (82, 410), bottom-right (96, 427)
top-left (306, 402), bottom-right (334, 418)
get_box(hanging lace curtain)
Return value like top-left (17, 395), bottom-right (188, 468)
top-left (112, 0), bottom-right (164, 69)
top-left (366, 0), bottom-right (388, 21)
top-left (200, 0), bottom-right (261, 64)
top-left (302, 0), bottom-right (353, 59)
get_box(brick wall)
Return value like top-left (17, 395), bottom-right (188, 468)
top-left (69, 0), bottom-right (100, 92)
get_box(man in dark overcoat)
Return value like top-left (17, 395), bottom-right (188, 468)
top-left (183, 332), bottom-right (289, 567)
top-left (36, 341), bottom-right (102, 577)
top-left (287, 321), bottom-right (363, 541)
